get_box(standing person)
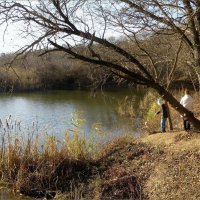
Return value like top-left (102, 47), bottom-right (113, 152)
top-left (156, 98), bottom-right (168, 132)
top-left (180, 88), bottom-right (194, 131)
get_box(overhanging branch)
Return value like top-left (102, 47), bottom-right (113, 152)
top-left (48, 39), bottom-right (153, 86)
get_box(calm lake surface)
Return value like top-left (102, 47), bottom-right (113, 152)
top-left (0, 89), bottom-right (144, 139)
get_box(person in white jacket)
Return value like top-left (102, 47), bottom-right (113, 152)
top-left (180, 88), bottom-right (194, 131)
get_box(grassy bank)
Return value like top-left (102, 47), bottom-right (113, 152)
top-left (1, 128), bottom-right (200, 199)
top-left (60, 131), bottom-right (200, 200)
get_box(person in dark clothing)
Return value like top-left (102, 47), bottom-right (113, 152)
top-left (156, 98), bottom-right (168, 132)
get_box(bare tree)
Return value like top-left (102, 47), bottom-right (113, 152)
top-left (0, 0), bottom-right (200, 129)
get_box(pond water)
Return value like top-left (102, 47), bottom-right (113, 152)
top-left (0, 89), bottom-right (144, 139)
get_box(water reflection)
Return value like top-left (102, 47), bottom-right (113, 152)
top-left (0, 89), bottom-right (145, 138)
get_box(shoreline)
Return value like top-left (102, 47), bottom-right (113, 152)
top-left (1, 130), bottom-right (199, 199)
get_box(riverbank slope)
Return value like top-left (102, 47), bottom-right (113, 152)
top-left (4, 130), bottom-right (199, 199)
top-left (53, 131), bottom-right (200, 200)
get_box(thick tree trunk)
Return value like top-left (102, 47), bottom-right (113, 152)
top-left (152, 83), bottom-right (200, 130)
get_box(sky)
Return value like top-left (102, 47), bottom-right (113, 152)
top-left (0, 0), bottom-right (40, 54)
top-left (0, 0), bottom-right (122, 54)
top-left (0, 23), bottom-right (29, 54)
top-left (0, 23), bottom-right (121, 54)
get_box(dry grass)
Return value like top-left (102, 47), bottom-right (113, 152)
top-left (0, 119), bottom-right (200, 199)
top-left (81, 131), bottom-right (200, 200)
top-left (140, 132), bottom-right (200, 200)
top-left (97, 92), bottom-right (200, 199)
top-left (0, 116), bottom-right (100, 198)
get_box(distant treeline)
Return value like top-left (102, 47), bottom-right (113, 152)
top-left (0, 51), bottom-right (130, 92)
top-left (0, 32), bottom-right (197, 92)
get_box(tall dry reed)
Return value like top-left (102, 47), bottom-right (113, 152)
top-left (0, 113), bottom-right (102, 197)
